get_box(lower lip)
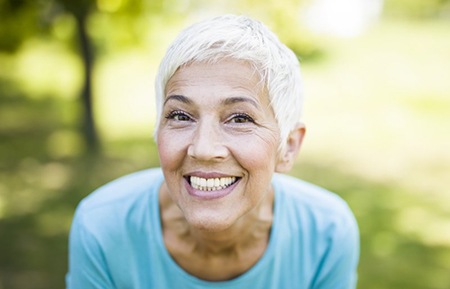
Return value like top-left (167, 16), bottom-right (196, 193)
top-left (184, 178), bottom-right (240, 200)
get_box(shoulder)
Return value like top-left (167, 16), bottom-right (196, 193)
top-left (78, 168), bottom-right (162, 210)
top-left (273, 173), bottom-right (357, 235)
top-left (272, 173), bottom-right (359, 285)
top-left (273, 173), bottom-right (351, 211)
top-left (73, 168), bottom-right (163, 231)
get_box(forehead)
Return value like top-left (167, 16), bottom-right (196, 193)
top-left (165, 60), bottom-right (268, 104)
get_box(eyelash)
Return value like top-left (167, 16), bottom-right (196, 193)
top-left (228, 113), bottom-right (255, 124)
top-left (165, 110), bottom-right (192, 121)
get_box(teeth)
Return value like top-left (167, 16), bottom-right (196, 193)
top-left (190, 176), bottom-right (237, 191)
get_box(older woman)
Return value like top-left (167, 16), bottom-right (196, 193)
top-left (67, 15), bottom-right (359, 289)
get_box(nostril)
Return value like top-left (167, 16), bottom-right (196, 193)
top-left (186, 123), bottom-right (229, 160)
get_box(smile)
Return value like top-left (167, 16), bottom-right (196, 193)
top-left (189, 176), bottom-right (238, 191)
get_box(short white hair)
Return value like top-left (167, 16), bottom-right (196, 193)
top-left (154, 14), bottom-right (304, 154)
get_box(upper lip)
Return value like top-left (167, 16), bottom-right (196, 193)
top-left (184, 171), bottom-right (239, 179)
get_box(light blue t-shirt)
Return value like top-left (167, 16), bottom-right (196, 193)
top-left (67, 168), bottom-right (359, 289)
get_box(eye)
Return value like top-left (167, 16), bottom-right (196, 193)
top-left (228, 113), bottom-right (255, 124)
top-left (165, 110), bottom-right (192, 121)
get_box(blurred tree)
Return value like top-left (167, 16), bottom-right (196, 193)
top-left (0, 0), bottom-right (166, 153)
top-left (0, 0), bottom-right (100, 151)
top-left (58, 0), bottom-right (99, 152)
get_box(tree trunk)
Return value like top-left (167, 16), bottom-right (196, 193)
top-left (74, 13), bottom-right (99, 153)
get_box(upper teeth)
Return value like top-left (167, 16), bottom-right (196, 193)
top-left (190, 176), bottom-right (237, 191)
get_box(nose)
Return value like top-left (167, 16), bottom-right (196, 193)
top-left (187, 121), bottom-right (229, 161)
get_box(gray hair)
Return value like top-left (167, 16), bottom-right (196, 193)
top-left (154, 14), bottom-right (304, 154)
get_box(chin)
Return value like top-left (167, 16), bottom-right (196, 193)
top-left (185, 210), bottom-right (239, 233)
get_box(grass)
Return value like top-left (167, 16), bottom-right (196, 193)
top-left (0, 18), bottom-right (449, 289)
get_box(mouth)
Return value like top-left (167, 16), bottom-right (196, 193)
top-left (186, 175), bottom-right (240, 192)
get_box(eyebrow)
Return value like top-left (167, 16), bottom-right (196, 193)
top-left (164, 94), bottom-right (193, 105)
top-left (164, 94), bottom-right (259, 109)
top-left (221, 96), bottom-right (259, 108)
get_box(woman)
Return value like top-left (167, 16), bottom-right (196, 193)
top-left (67, 15), bottom-right (359, 289)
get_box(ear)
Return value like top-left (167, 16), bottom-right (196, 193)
top-left (275, 123), bottom-right (306, 173)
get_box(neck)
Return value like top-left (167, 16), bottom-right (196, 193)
top-left (159, 185), bottom-right (274, 281)
top-left (190, 207), bottom-right (272, 256)
top-left (159, 185), bottom-right (274, 256)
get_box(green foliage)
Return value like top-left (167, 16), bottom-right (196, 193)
top-left (384, 0), bottom-right (450, 19)
top-left (0, 0), bottom-right (42, 52)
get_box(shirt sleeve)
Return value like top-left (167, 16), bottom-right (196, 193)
top-left (66, 210), bottom-right (116, 289)
top-left (311, 212), bottom-right (360, 289)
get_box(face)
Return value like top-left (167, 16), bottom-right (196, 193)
top-left (157, 60), bottom-right (285, 232)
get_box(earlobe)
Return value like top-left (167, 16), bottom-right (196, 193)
top-left (275, 123), bottom-right (306, 173)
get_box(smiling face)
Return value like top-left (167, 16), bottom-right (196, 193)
top-left (157, 60), bottom-right (287, 232)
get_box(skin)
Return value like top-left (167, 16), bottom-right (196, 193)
top-left (157, 59), bottom-right (305, 281)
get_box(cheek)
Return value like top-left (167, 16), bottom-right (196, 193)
top-left (232, 132), bottom-right (279, 171)
top-left (157, 131), bottom-right (186, 170)
top-left (232, 136), bottom-right (278, 206)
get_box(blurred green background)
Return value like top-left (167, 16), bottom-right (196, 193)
top-left (1, 0), bottom-right (449, 288)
